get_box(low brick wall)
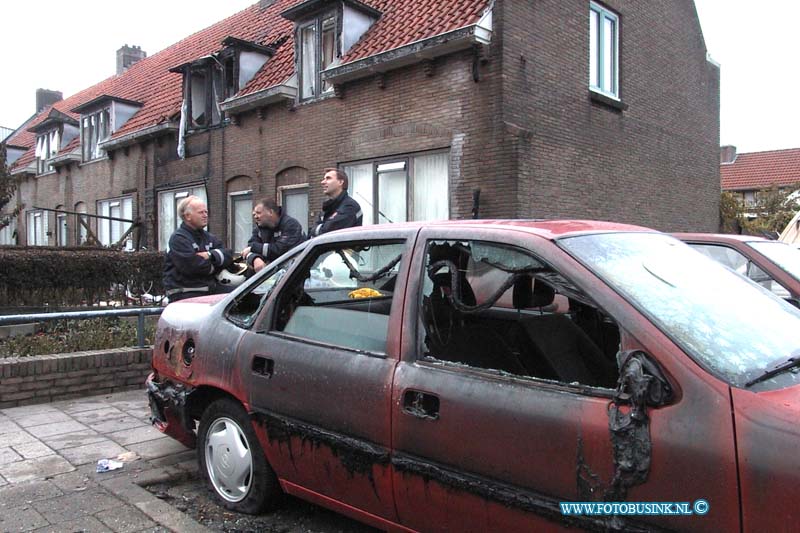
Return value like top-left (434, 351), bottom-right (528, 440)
top-left (0, 347), bottom-right (152, 408)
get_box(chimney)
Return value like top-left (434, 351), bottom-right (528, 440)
top-left (720, 145), bottom-right (737, 165)
top-left (36, 89), bottom-right (63, 113)
top-left (116, 44), bottom-right (147, 75)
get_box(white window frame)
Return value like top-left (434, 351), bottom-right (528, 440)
top-left (157, 185), bottom-right (208, 250)
top-left (342, 150), bottom-right (450, 226)
top-left (26, 210), bottom-right (48, 246)
top-left (298, 12), bottom-right (338, 101)
top-left (278, 183), bottom-right (310, 235)
top-left (35, 128), bottom-right (60, 174)
top-left (97, 196), bottom-right (133, 250)
top-left (589, 2), bottom-right (619, 99)
top-left (0, 217), bottom-right (17, 245)
top-left (229, 190), bottom-right (253, 255)
top-left (56, 207), bottom-right (68, 247)
top-left (81, 108), bottom-right (111, 162)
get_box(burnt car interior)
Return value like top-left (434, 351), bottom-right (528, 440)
top-left (420, 241), bottom-right (620, 389)
top-left (271, 241), bottom-right (405, 354)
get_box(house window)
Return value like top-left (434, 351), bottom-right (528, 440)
top-left (56, 205), bottom-right (68, 246)
top-left (81, 108), bottom-right (111, 161)
top-left (589, 2), bottom-right (619, 99)
top-left (280, 185), bottom-right (309, 235)
top-left (343, 151), bottom-right (449, 225)
top-left (35, 129), bottom-right (60, 174)
top-left (0, 217), bottom-right (17, 245)
top-left (299, 14), bottom-right (337, 100)
top-left (188, 67), bottom-right (221, 128)
top-left (158, 186), bottom-right (208, 250)
top-left (26, 210), bottom-right (48, 246)
top-left (229, 191), bottom-right (253, 254)
top-left (75, 202), bottom-right (88, 245)
top-left (97, 196), bottom-right (133, 249)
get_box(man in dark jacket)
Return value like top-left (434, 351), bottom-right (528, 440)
top-left (242, 199), bottom-right (305, 272)
top-left (163, 196), bottom-right (233, 302)
top-left (309, 168), bottom-right (362, 237)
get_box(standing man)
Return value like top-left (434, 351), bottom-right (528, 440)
top-left (309, 168), bottom-right (362, 237)
top-left (163, 195), bottom-right (233, 302)
top-left (242, 199), bottom-right (305, 273)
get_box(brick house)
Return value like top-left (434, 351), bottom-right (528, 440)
top-left (720, 145), bottom-right (800, 207)
top-left (1, 0), bottom-right (720, 251)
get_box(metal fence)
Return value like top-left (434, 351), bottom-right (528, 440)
top-left (0, 307), bottom-right (163, 348)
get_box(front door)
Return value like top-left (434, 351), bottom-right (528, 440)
top-left (390, 228), bottom-right (739, 532)
top-left (238, 234), bottom-right (413, 524)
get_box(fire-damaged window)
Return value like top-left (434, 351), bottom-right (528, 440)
top-left (298, 13), bottom-right (338, 100)
top-left (419, 240), bottom-right (621, 389)
top-left (343, 151), bottom-right (449, 225)
top-left (271, 241), bottom-right (405, 354)
top-left (188, 66), bottom-right (221, 128)
top-left (226, 254), bottom-right (298, 328)
top-left (81, 108), bottom-right (111, 161)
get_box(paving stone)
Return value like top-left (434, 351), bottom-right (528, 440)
top-left (148, 450), bottom-right (195, 468)
top-left (126, 439), bottom-right (189, 461)
top-left (107, 426), bottom-right (166, 447)
top-left (0, 417), bottom-right (21, 435)
top-left (107, 399), bottom-right (148, 413)
top-left (12, 442), bottom-right (55, 460)
top-left (89, 416), bottom-right (149, 435)
top-left (32, 487), bottom-right (123, 524)
top-left (134, 499), bottom-right (213, 533)
top-left (96, 505), bottom-right (156, 533)
top-left (59, 439), bottom-right (129, 467)
top-left (0, 430), bottom-right (37, 448)
top-left (71, 407), bottom-right (128, 425)
top-left (47, 469), bottom-right (97, 492)
top-left (26, 420), bottom-right (89, 439)
top-left (0, 480), bottom-right (63, 510)
top-left (59, 400), bottom-right (119, 415)
top-left (1, 404), bottom-right (58, 420)
top-left (40, 429), bottom-right (107, 451)
top-left (0, 455), bottom-right (75, 484)
top-left (16, 411), bottom-right (72, 429)
top-left (0, 504), bottom-right (48, 532)
top-left (0, 447), bottom-right (23, 466)
top-left (32, 515), bottom-right (112, 533)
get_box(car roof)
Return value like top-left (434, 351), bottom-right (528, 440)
top-left (330, 219), bottom-right (656, 240)
top-left (673, 232), bottom-right (771, 244)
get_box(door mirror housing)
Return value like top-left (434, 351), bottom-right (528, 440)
top-left (615, 350), bottom-right (673, 408)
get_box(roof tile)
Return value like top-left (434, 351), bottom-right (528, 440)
top-left (721, 148), bottom-right (800, 191)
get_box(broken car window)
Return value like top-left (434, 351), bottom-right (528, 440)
top-left (225, 256), bottom-right (296, 328)
top-left (420, 240), bottom-right (620, 389)
top-left (560, 232), bottom-right (800, 390)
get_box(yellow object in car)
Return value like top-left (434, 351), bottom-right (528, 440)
top-left (348, 287), bottom-right (383, 299)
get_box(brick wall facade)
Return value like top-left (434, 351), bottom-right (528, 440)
top-left (11, 0), bottom-right (720, 247)
top-left (0, 347), bottom-right (152, 408)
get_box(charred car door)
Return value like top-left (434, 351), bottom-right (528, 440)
top-left (236, 231), bottom-right (414, 525)
top-left (390, 228), bottom-right (739, 532)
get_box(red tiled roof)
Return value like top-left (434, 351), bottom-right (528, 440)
top-left (9, 0), bottom-right (491, 169)
top-left (721, 148), bottom-right (800, 191)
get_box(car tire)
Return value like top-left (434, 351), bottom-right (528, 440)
top-left (197, 398), bottom-right (280, 514)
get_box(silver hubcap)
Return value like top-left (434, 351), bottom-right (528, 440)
top-left (205, 416), bottom-right (253, 502)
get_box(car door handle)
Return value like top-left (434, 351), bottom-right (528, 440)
top-left (402, 390), bottom-right (440, 420)
top-left (252, 356), bottom-right (274, 378)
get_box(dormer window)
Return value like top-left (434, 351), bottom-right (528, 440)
top-left (299, 14), bottom-right (338, 100)
top-left (82, 108), bottom-right (110, 161)
top-left (35, 129), bottom-right (60, 174)
top-left (72, 95), bottom-right (142, 162)
top-left (172, 38), bottom-right (274, 131)
top-left (281, 0), bottom-right (381, 102)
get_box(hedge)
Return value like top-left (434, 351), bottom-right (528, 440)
top-left (0, 246), bottom-right (165, 308)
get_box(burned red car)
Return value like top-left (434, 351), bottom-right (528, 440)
top-left (675, 232), bottom-right (800, 305)
top-left (147, 220), bottom-right (800, 532)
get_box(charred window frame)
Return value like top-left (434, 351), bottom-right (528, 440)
top-left (81, 108), bottom-right (111, 162)
top-left (186, 64), bottom-right (222, 129)
top-left (297, 11), bottom-right (339, 101)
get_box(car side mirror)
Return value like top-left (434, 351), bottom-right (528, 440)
top-left (615, 350), bottom-right (673, 408)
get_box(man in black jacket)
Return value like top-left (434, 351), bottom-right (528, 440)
top-left (242, 199), bottom-right (305, 272)
top-left (309, 168), bottom-right (362, 237)
top-left (163, 196), bottom-right (233, 302)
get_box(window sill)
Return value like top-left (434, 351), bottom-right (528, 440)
top-left (79, 156), bottom-right (110, 168)
top-left (589, 90), bottom-right (628, 112)
top-left (296, 91), bottom-right (338, 107)
top-left (35, 170), bottom-right (58, 178)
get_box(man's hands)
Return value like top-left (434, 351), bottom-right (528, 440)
top-left (197, 251), bottom-right (210, 260)
top-left (241, 246), bottom-right (251, 258)
top-left (253, 257), bottom-right (266, 272)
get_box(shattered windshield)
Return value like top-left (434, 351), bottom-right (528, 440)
top-left (560, 232), bottom-right (800, 390)
top-left (748, 240), bottom-right (800, 283)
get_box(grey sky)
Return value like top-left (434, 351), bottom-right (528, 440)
top-left (2, 0), bottom-right (797, 154)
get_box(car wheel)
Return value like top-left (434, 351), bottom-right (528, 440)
top-left (197, 398), bottom-right (280, 514)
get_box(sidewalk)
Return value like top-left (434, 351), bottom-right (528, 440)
top-left (0, 389), bottom-right (212, 532)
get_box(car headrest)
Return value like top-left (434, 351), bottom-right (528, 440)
top-left (513, 275), bottom-right (555, 309)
